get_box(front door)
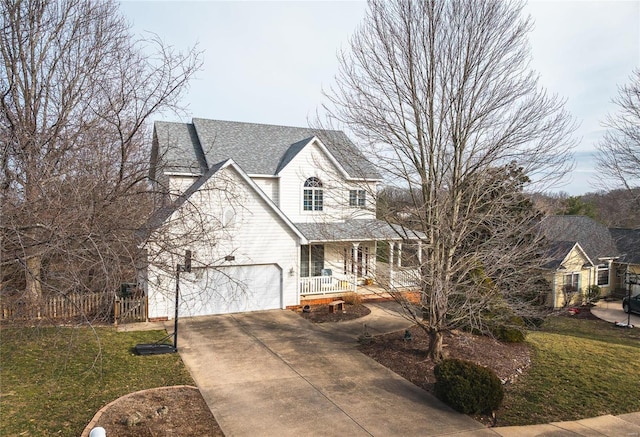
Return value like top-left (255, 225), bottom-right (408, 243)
top-left (344, 245), bottom-right (369, 277)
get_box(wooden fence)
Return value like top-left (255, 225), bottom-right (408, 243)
top-left (0, 293), bottom-right (147, 323)
top-left (114, 296), bottom-right (147, 324)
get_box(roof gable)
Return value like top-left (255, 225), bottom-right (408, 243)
top-left (275, 136), bottom-right (353, 180)
top-left (139, 158), bottom-right (307, 243)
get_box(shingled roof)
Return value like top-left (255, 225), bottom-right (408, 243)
top-left (610, 228), bottom-right (640, 265)
top-left (151, 118), bottom-right (382, 180)
top-left (540, 215), bottom-right (620, 265)
top-left (294, 219), bottom-right (426, 243)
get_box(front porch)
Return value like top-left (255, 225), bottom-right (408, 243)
top-left (299, 264), bottom-right (421, 296)
top-left (294, 219), bottom-right (424, 303)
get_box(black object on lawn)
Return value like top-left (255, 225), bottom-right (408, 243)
top-left (135, 250), bottom-right (191, 355)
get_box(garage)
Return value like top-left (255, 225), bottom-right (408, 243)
top-left (179, 264), bottom-right (283, 317)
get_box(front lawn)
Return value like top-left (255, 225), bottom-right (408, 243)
top-left (0, 325), bottom-right (194, 436)
top-left (497, 316), bottom-right (640, 425)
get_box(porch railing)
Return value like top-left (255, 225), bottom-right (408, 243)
top-left (375, 262), bottom-right (421, 289)
top-left (390, 268), bottom-right (421, 289)
top-left (300, 273), bottom-right (356, 295)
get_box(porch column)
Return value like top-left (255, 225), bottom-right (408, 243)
top-left (352, 242), bottom-right (360, 292)
top-left (417, 241), bottom-right (423, 264)
top-left (397, 242), bottom-right (403, 268)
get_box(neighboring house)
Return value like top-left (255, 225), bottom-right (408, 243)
top-left (540, 215), bottom-right (639, 308)
top-left (140, 119), bottom-right (421, 320)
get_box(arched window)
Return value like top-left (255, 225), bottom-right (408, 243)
top-left (303, 177), bottom-right (323, 211)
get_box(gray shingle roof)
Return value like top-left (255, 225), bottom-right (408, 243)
top-left (542, 240), bottom-right (582, 270)
top-left (540, 216), bottom-right (620, 264)
top-left (294, 219), bottom-right (425, 242)
top-left (610, 228), bottom-right (640, 265)
top-left (151, 118), bottom-right (382, 179)
top-left (153, 121), bottom-right (207, 174)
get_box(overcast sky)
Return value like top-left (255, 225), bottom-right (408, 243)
top-left (120, 0), bottom-right (639, 195)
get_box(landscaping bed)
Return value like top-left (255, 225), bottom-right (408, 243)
top-left (88, 386), bottom-right (222, 437)
top-left (298, 302), bottom-right (371, 323)
top-left (358, 325), bottom-right (532, 425)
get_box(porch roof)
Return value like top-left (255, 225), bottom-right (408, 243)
top-left (293, 219), bottom-right (425, 243)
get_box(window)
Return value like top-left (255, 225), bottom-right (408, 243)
top-left (349, 189), bottom-right (366, 208)
top-left (564, 273), bottom-right (580, 290)
top-left (300, 244), bottom-right (324, 277)
top-left (303, 177), bottom-right (323, 211)
top-left (597, 264), bottom-right (609, 286)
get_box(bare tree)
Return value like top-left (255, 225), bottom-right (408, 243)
top-left (0, 0), bottom-right (201, 320)
top-left (596, 69), bottom-right (640, 207)
top-left (323, 0), bottom-right (575, 360)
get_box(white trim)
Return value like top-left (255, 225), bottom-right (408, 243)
top-left (164, 171), bottom-right (202, 177)
top-left (560, 242), bottom-right (594, 267)
top-left (248, 174), bottom-right (280, 178)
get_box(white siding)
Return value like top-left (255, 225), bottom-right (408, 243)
top-left (146, 165), bottom-right (299, 319)
top-left (278, 140), bottom-right (377, 223)
top-left (168, 175), bottom-right (198, 198)
top-left (251, 176), bottom-right (280, 206)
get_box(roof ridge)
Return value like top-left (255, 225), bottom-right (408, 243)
top-left (191, 117), bottom-right (344, 133)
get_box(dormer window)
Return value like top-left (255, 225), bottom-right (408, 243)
top-left (303, 177), bottom-right (323, 211)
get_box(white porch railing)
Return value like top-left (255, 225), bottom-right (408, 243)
top-left (375, 262), bottom-right (421, 289)
top-left (300, 274), bottom-right (356, 295)
top-left (390, 267), bottom-right (421, 289)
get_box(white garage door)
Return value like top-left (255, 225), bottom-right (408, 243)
top-left (179, 264), bottom-right (282, 317)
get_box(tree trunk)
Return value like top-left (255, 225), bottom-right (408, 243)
top-left (25, 255), bottom-right (42, 318)
top-left (427, 329), bottom-right (443, 362)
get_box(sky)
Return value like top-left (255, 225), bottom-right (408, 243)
top-left (119, 0), bottom-right (639, 195)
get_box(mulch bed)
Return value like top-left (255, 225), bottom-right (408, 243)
top-left (358, 325), bottom-right (532, 426)
top-left (560, 305), bottom-right (600, 320)
top-left (89, 386), bottom-right (223, 437)
top-left (298, 303), bottom-right (371, 323)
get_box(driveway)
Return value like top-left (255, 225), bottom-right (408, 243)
top-left (171, 304), bottom-right (491, 437)
top-left (592, 300), bottom-right (640, 326)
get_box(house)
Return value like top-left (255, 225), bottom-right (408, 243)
top-left (540, 215), bottom-right (639, 307)
top-left (140, 119), bottom-right (422, 320)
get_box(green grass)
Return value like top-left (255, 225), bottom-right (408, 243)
top-left (0, 325), bottom-right (194, 436)
top-left (498, 316), bottom-right (640, 426)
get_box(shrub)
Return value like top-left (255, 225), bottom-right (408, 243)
top-left (434, 359), bottom-right (504, 415)
top-left (492, 325), bottom-right (525, 343)
top-left (490, 316), bottom-right (526, 343)
top-left (586, 285), bottom-right (601, 304)
top-left (341, 291), bottom-right (362, 306)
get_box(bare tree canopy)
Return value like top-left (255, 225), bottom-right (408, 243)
top-left (0, 0), bottom-right (201, 319)
top-left (596, 69), bottom-right (640, 206)
top-left (323, 0), bottom-right (576, 359)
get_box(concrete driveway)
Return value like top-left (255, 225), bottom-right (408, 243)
top-left (171, 306), bottom-right (491, 437)
top-left (592, 299), bottom-right (640, 326)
